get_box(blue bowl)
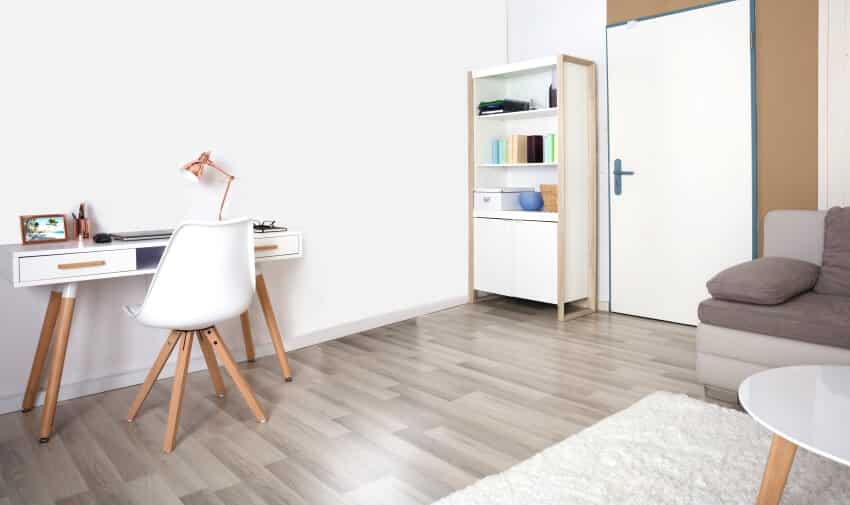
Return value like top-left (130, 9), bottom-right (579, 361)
top-left (519, 191), bottom-right (544, 211)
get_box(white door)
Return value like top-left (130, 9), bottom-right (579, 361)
top-left (608, 0), bottom-right (754, 325)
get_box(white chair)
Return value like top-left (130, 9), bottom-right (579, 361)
top-left (124, 218), bottom-right (266, 453)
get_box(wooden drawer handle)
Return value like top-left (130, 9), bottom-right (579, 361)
top-left (255, 244), bottom-right (279, 252)
top-left (57, 260), bottom-right (106, 270)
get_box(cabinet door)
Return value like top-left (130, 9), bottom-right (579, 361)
top-left (513, 220), bottom-right (558, 304)
top-left (474, 218), bottom-right (514, 296)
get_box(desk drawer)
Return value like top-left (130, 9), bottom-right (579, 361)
top-left (19, 249), bottom-right (136, 283)
top-left (254, 235), bottom-right (300, 259)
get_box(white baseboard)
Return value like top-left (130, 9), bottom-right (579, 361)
top-left (0, 296), bottom-right (467, 415)
top-left (287, 295), bottom-right (467, 350)
top-left (598, 300), bottom-right (610, 312)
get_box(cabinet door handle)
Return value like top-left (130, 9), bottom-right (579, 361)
top-left (57, 260), bottom-right (106, 270)
top-left (255, 244), bottom-right (279, 252)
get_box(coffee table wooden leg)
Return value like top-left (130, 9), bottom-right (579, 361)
top-left (39, 283), bottom-right (78, 443)
top-left (255, 273), bottom-right (293, 381)
top-left (22, 290), bottom-right (62, 413)
top-left (757, 434), bottom-right (798, 505)
top-left (239, 311), bottom-right (256, 362)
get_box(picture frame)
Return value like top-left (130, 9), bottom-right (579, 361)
top-left (19, 214), bottom-right (69, 244)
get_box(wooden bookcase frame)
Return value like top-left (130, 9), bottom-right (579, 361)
top-left (467, 55), bottom-right (598, 321)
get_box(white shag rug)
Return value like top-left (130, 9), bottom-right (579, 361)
top-left (434, 392), bottom-right (850, 505)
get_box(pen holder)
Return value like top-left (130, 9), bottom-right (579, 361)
top-left (76, 218), bottom-right (91, 239)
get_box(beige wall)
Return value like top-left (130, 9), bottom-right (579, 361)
top-left (608, 0), bottom-right (819, 254)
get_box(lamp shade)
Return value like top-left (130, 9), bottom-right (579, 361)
top-left (181, 165), bottom-right (201, 182)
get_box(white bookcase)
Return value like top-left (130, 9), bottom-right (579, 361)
top-left (467, 55), bottom-right (598, 321)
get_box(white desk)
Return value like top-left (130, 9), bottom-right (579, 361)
top-left (0, 229), bottom-right (302, 443)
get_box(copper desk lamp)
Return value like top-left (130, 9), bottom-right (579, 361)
top-left (181, 152), bottom-right (235, 221)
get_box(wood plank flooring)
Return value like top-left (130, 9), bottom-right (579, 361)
top-left (0, 297), bottom-right (703, 505)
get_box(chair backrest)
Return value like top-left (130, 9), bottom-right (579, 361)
top-left (764, 209), bottom-right (826, 265)
top-left (135, 218), bottom-right (255, 330)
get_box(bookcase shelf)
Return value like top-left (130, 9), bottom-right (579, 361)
top-left (476, 108), bottom-right (558, 121)
top-left (473, 210), bottom-right (558, 222)
top-left (478, 162), bottom-right (558, 168)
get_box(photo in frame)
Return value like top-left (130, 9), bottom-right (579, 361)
top-left (19, 214), bottom-right (69, 244)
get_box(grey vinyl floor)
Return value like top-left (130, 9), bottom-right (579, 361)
top-left (0, 297), bottom-right (703, 505)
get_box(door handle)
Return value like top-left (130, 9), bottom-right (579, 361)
top-left (613, 158), bottom-right (635, 195)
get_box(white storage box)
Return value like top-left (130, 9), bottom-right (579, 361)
top-left (474, 187), bottom-right (533, 211)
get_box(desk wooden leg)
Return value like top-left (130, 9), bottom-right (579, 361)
top-left (22, 290), bottom-right (62, 413)
top-left (239, 312), bottom-right (256, 362)
top-left (757, 434), bottom-right (798, 505)
top-left (38, 283), bottom-right (77, 443)
top-left (255, 273), bottom-right (293, 381)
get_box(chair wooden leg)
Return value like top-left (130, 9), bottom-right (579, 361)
top-left (22, 290), bottom-right (62, 413)
top-left (256, 273), bottom-right (293, 381)
top-left (239, 311), bottom-right (256, 362)
top-left (39, 289), bottom-right (77, 443)
top-left (163, 332), bottom-right (193, 453)
top-left (127, 331), bottom-right (181, 422)
top-left (201, 327), bottom-right (266, 423)
top-left (197, 331), bottom-right (226, 397)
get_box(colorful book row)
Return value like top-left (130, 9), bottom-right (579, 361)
top-left (490, 134), bottom-right (558, 164)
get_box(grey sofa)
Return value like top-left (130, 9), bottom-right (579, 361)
top-left (697, 209), bottom-right (850, 403)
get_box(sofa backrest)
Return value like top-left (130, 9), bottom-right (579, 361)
top-left (764, 210), bottom-right (826, 265)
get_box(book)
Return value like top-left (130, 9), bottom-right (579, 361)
top-left (507, 135), bottom-right (527, 163)
top-left (498, 139), bottom-right (507, 163)
top-left (552, 134), bottom-right (558, 163)
top-left (527, 135), bottom-right (543, 163)
top-left (544, 134), bottom-right (558, 163)
top-left (478, 99), bottom-right (531, 115)
top-left (492, 139), bottom-right (501, 164)
top-left (516, 135), bottom-right (528, 163)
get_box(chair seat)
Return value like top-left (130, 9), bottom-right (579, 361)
top-left (123, 303), bottom-right (246, 331)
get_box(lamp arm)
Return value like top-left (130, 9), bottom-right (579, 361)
top-left (204, 160), bottom-right (235, 221)
top-left (206, 160), bottom-right (235, 180)
top-left (218, 175), bottom-right (234, 221)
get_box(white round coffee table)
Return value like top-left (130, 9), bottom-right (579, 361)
top-left (739, 365), bottom-right (850, 505)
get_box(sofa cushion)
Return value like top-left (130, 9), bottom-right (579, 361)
top-left (698, 293), bottom-right (850, 350)
top-left (706, 257), bottom-right (819, 305)
top-left (814, 206), bottom-right (850, 296)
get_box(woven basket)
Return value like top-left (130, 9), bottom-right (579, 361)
top-left (540, 184), bottom-right (558, 212)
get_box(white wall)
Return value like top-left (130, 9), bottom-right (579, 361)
top-left (0, 1), bottom-right (506, 413)
top-left (506, 0), bottom-right (610, 302)
top-left (820, 0), bottom-right (850, 208)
